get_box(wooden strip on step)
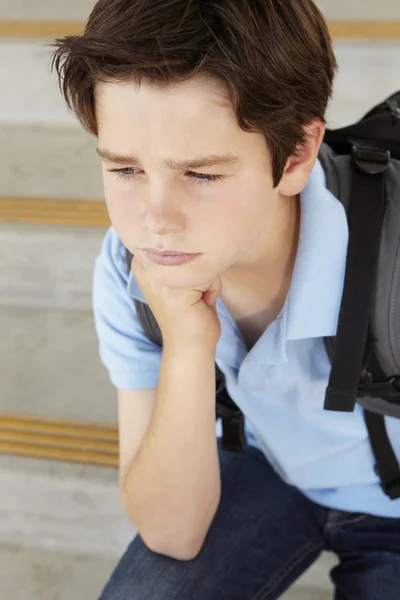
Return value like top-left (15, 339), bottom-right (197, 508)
top-left (0, 441), bottom-right (118, 467)
top-left (0, 413), bottom-right (118, 441)
top-left (1, 20), bottom-right (400, 40)
top-left (0, 20), bottom-right (85, 38)
top-left (328, 20), bottom-right (400, 39)
top-left (0, 413), bottom-right (119, 468)
top-left (0, 197), bottom-right (110, 228)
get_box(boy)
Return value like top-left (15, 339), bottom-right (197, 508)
top-left (52, 1), bottom-right (400, 598)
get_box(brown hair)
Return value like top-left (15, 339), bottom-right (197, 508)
top-left (51, 0), bottom-right (337, 187)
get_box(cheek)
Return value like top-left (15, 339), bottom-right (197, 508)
top-left (219, 184), bottom-right (274, 229)
top-left (103, 179), bottom-right (140, 224)
top-left (102, 182), bottom-right (144, 251)
top-left (210, 186), bottom-right (276, 251)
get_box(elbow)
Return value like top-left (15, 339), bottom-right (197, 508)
top-left (147, 494), bottom-right (220, 561)
top-left (144, 534), bottom-right (205, 561)
top-left (122, 485), bottom-right (220, 562)
top-left (120, 494), bottom-right (205, 560)
top-left (147, 498), bottom-right (220, 560)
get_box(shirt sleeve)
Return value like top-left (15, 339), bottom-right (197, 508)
top-left (92, 227), bottom-right (162, 390)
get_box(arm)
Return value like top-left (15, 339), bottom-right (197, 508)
top-left (118, 344), bottom-right (220, 561)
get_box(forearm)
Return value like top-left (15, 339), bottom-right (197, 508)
top-left (121, 345), bottom-right (221, 558)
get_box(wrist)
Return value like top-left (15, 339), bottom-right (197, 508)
top-left (163, 340), bottom-right (217, 361)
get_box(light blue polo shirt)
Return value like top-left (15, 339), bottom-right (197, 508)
top-left (92, 158), bottom-right (400, 518)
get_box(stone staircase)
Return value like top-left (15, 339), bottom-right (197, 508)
top-left (0, 0), bottom-right (399, 598)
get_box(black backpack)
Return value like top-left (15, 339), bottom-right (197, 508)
top-left (125, 91), bottom-right (400, 500)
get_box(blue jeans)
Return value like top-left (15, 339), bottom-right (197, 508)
top-left (99, 439), bottom-right (400, 599)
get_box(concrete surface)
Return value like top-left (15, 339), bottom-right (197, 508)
top-left (0, 224), bottom-right (106, 310)
top-left (0, 0), bottom-right (97, 21)
top-left (0, 545), bottom-right (118, 600)
top-left (0, 124), bottom-right (102, 199)
top-left (0, 455), bottom-right (132, 600)
top-left (315, 0), bottom-right (400, 20)
top-left (0, 305), bottom-right (115, 421)
top-left (0, 456), bottom-right (133, 556)
top-left (1, 0), bottom-right (400, 22)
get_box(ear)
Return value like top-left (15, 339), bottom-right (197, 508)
top-left (277, 119), bottom-right (325, 197)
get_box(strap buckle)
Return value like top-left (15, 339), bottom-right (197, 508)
top-left (352, 146), bottom-right (390, 175)
top-left (357, 373), bottom-right (400, 401)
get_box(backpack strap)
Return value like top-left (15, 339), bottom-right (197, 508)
top-left (125, 248), bottom-right (246, 452)
top-left (324, 146), bottom-right (390, 412)
top-left (364, 411), bottom-right (400, 500)
top-left (215, 369), bottom-right (247, 453)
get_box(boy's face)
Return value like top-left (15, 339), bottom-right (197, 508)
top-left (95, 75), bottom-right (288, 290)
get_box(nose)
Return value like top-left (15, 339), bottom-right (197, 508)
top-left (142, 185), bottom-right (185, 235)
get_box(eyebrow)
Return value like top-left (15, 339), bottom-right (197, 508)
top-left (96, 147), bottom-right (239, 170)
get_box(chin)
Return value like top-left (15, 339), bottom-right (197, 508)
top-left (152, 267), bottom-right (210, 289)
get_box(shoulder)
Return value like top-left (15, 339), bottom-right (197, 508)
top-left (92, 227), bottom-right (162, 390)
top-left (94, 226), bottom-right (129, 290)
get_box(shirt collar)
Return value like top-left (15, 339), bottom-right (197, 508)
top-left (285, 158), bottom-right (348, 341)
top-left (128, 270), bottom-right (146, 302)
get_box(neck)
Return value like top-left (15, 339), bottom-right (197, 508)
top-left (222, 194), bottom-right (301, 301)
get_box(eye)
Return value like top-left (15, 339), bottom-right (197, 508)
top-left (108, 168), bottom-right (139, 181)
top-left (187, 172), bottom-right (224, 185)
top-left (107, 168), bottom-right (224, 185)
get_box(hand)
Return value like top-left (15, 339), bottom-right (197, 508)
top-left (130, 254), bottom-right (222, 351)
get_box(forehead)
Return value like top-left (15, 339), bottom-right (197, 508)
top-left (94, 75), bottom-right (269, 164)
top-left (95, 75), bottom-right (237, 136)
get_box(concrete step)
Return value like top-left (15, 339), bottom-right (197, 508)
top-left (0, 125), bottom-right (101, 199)
top-left (0, 545), bottom-right (117, 600)
top-left (0, 454), bottom-right (133, 599)
top-left (0, 304), bottom-right (115, 422)
top-left (1, 0), bottom-right (399, 22)
top-left (0, 0), bottom-right (96, 21)
top-left (316, 0), bottom-right (400, 20)
top-left (0, 455), bottom-right (133, 555)
top-left (0, 224), bottom-right (106, 309)
top-left (0, 41), bottom-right (73, 124)
top-left (330, 41), bottom-right (400, 128)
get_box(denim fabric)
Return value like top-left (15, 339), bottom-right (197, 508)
top-left (98, 440), bottom-right (400, 600)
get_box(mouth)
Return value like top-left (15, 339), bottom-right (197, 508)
top-left (142, 248), bottom-right (197, 257)
top-left (141, 249), bottom-right (201, 266)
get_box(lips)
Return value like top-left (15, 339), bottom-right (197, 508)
top-left (143, 249), bottom-right (194, 257)
top-left (141, 249), bottom-right (201, 266)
